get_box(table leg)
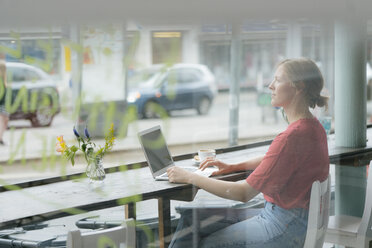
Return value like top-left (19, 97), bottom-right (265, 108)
top-left (158, 197), bottom-right (171, 248)
top-left (125, 202), bottom-right (136, 220)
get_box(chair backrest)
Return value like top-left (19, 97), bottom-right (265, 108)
top-left (66, 219), bottom-right (135, 248)
top-left (303, 174), bottom-right (331, 248)
top-left (357, 161), bottom-right (372, 245)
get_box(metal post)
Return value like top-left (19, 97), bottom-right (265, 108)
top-left (122, 21), bottom-right (128, 101)
top-left (319, 21), bottom-right (334, 117)
top-left (286, 21), bottom-right (302, 58)
top-left (228, 23), bottom-right (241, 146)
top-left (334, 16), bottom-right (367, 217)
top-left (70, 24), bottom-right (83, 115)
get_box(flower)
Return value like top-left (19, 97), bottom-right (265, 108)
top-left (56, 136), bottom-right (67, 153)
top-left (56, 124), bottom-right (115, 166)
top-left (73, 127), bottom-right (80, 138)
top-left (84, 127), bottom-right (90, 139)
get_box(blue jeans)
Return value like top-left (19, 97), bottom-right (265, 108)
top-left (169, 201), bottom-right (308, 248)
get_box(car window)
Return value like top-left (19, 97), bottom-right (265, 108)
top-left (129, 69), bottom-right (157, 87)
top-left (7, 67), bottom-right (26, 83)
top-left (176, 69), bottom-right (202, 84)
top-left (166, 70), bottom-right (178, 85)
top-left (129, 67), bottom-right (165, 89)
top-left (162, 68), bottom-right (202, 87)
top-left (25, 69), bottom-right (42, 82)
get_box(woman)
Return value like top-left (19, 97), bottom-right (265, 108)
top-left (0, 60), bottom-right (8, 145)
top-left (167, 58), bottom-right (329, 247)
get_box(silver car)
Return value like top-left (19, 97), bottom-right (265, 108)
top-left (4, 62), bottom-right (60, 127)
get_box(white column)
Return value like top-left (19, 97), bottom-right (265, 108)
top-left (334, 16), bottom-right (367, 217)
top-left (69, 24), bottom-right (83, 114)
top-left (229, 23), bottom-right (241, 146)
top-left (286, 21), bottom-right (302, 58)
top-left (319, 21), bottom-right (334, 117)
top-left (334, 18), bottom-right (366, 148)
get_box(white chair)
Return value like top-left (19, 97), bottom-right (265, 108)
top-left (325, 162), bottom-right (372, 248)
top-left (303, 174), bottom-right (331, 248)
top-left (66, 219), bottom-right (135, 248)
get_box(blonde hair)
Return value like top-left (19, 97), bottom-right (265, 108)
top-left (277, 58), bottom-right (328, 109)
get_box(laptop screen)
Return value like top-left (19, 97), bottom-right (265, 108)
top-left (138, 126), bottom-right (173, 173)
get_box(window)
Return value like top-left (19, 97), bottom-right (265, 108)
top-left (152, 31), bottom-right (183, 64)
top-left (7, 67), bottom-right (26, 83)
top-left (176, 69), bottom-right (202, 84)
top-left (25, 69), bottom-right (41, 82)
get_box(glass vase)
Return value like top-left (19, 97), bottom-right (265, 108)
top-left (85, 156), bottom-right (106, 182)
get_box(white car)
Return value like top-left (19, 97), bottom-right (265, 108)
top-left (4, 62), bottom-right (60, 127)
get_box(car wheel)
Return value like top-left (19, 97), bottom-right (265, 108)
top-left (143, 101), bottom-right (168, 119)
top-left (196, 97), bottom-right (211, 115)
top-left (30, 104), bottom-right (55, 127)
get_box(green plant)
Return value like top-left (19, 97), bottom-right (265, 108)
top-left (56, 123), bottom-right (115, 165)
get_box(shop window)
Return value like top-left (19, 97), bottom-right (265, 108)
top-left (152, 31), bottom-right (182, 64)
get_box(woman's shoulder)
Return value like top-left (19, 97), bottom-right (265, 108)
top-left (289, 117), bottom-right (320, 131)
top-left (282, 118), bottom-right (322, 139)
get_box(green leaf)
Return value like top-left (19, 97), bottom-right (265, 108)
top-left (96, 147), bottom-right (104, 156)
top-left (71, 145), bottom-right (78, 152)
top-left (71, 156), bottom-right (75, 166)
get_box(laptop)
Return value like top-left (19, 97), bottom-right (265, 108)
top-left (138, 125), bottom-right (217, 181)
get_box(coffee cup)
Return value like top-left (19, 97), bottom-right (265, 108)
top-left (198, 149), bottom-right (216, 162)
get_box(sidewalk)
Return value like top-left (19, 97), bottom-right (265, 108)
top-left (0, 106), bottom-right (287, 184)
top-left (0, 118), bottom-right (286, 164)
top-left (0, 90), bottom-right (287, 165)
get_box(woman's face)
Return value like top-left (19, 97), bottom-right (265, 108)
top-left (268, 65), bottom-right (297, 108)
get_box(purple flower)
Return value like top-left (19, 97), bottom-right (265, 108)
top-left (73, 126), bottom-right (80, 138)
top-left (84, 126), bottom-right (90, 139)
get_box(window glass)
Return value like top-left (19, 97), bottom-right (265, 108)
top-left (0, 20), bottom-right (333, 182)
top-left (163, 68), bottom-right (201, 86)
top-left (367, 20), bottom-right (372, 124)
top-left (0, 17), bottom-right (364, 248)
top-left (176, 69), bottom-right (201, 84)
top-left (25, 69), bottom-right (42, 82)
top-left (2, 2), bottom-right (372, 246)
top-left (165, 70), bottom-right (177, 86)
top-left (7, 67), bottom-right (26, 82)
top-left (152, 31), bottom-right (182, 64)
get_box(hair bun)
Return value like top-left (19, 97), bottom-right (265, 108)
top-left (316, 95), bottom-right (329, 109)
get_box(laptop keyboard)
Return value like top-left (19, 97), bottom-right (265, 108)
top-left (183, 167), bottom-right (198, 172)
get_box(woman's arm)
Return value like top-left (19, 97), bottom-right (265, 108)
top-left (199, 155), bottom-right (264, 176)
top-left (230, 155), bottom-right (264, 171)
top-left (167, 167), bottom-right (260, 202)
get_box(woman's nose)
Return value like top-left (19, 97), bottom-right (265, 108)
top-left (268, 80), bottom-right (274, 90)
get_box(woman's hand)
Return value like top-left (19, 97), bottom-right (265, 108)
top-left (167, 167), bottom-right (195, 184)
top-left (199, 158), bottom-right (233, 176)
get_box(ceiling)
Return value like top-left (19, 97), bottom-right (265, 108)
top-left (1, 0), bottom-right (372, 28)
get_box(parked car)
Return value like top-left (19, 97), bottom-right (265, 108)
top-left (4, 62), bottom-right (60, 127)
top-left (127, 63), bottom-right (217, 118)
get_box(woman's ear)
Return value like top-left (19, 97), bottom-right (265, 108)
top-left (296, 81), bottom-right (306, 93)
